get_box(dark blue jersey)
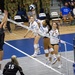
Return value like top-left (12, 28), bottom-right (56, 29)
top-left (0, 28), bottom-right (4, 35)
top-left (3, 62), bottom-right (24, 75)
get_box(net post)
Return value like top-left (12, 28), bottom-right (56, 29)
top-left (73, 37), bottom-right (75, 62)
top-left (73, 37), bottom-right (75, 75)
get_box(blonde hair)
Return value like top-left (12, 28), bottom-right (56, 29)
top-left (11, 55), bottom-right (19, 66)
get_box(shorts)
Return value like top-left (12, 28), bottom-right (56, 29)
top-left (0, 33), bottom-right (5, 50)
top-left (44, 37), bottom-right (48, 38)
top-left (51, 44), bottom-right (59, 46)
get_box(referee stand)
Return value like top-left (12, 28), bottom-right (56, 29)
top-left (73, 37), bottom-right (75, 75)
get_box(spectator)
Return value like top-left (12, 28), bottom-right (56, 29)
top-left (33, 0), bottom-right (38, 16)
top-left (60, 2), bottom-right (73, 23)
top-left (3, 55), bottom-right (24, 75)
top-left (4, 0), bottom-right (18, 33)
top-left (67, 0), bottom-right (75, 17)
top-left (66, 0), bottom-right (75, 4)
top-left (0, 0), bottom-right (4, 12)
top-left (61, 0), bottom-right (67, 5)
top-left (73, 6), bottom-right (75, 18)
top-left (16, 5), bottom-right (28, 22)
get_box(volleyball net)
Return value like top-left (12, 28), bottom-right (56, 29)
top-left (0, 16), bottom-right (75, 75)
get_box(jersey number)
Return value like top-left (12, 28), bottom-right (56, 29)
top-left (8, 64), bottom-right (14, 69)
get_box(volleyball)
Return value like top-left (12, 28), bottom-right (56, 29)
top-left (29, 4), bottom-right (35, 10)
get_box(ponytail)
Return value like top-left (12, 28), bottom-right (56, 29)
top-left (45, 19), bottom-right (52, 32)
top-left (11, 55), bottom-right (19, 66)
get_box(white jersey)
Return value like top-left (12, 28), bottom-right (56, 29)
top-left (49, 29), bottom-right (59, 44)
top-left (38, 20), bottom-right (48, 36)
top-left (29, 21), bottom-right (39, 34)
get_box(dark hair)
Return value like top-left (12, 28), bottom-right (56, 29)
top-left (10, 0), bottom-right (16, 3)
top-left (45, 19), bottom-right (52, 32)
top-left (56, 22), bottom-right (59, 30)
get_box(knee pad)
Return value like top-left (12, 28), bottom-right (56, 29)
top-left (49, 48), bottom-right (54, 52)
top-left (44, 49), bottom-right (49, 54)
top-left (57, 54), bottom-right (61, 58)
top-left (0, 61), bottom-right (2, 64)
top-left (49, 53), bottom-right (52, 57)
top-left (34, 44), bottom-right (39, 49)
top-left (37, 44), bottom-right (39, 48)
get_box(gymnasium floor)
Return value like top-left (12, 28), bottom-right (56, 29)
top-left (2, 32), bottom-right (75, 75)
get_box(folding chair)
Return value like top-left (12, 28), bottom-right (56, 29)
top-left (50, 11), bottom-right (61, 24)
top-left (14, 15), bottom-right (24, 29)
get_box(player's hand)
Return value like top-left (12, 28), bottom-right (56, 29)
top-left (4, 10), bottom-right (8, 16)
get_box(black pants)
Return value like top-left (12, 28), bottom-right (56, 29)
top-left (0, 33), bottom-right (5, 50)
top-left (6, 13), bottom-right (11, 32)
top-left (7, 21), bottom-right (11, 32)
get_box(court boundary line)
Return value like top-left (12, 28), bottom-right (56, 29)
top-left (5, 42), bottom-right (64, 75)
top-left (61, 56), bottom-right (74, 63)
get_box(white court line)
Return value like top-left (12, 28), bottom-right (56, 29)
top-left (61, 43), bottom-right (74, 63)
top-left (61, 56), bottom-right (74, 63)
top-left (5, 42), bottom-right (64, 75)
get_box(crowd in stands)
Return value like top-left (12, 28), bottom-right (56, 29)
top-left (60, 2), bottom-right (73, 23)
top-left (1, 0), bottom-right (75, 26)
top-left (61, 0), bottom-right (75, 17)
top-left (60, 0), bottom-right (75, 24)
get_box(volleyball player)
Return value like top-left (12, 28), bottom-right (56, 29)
top-left (3, 55), bottom-right (25, 75)
top-left (24, 17), bottom-right (52, 59)
top-left (24, 16), bottom-right (39, 37)
top-left (27, 17), bottom-right (40, 57)
top-left (41, 20), bottom-right (52, 63)
top-left (24, 16), bottom-right (40, 57)
top-left (32, 19), bottom-right (52, 58)
top-left (0, 10), bottom-right (8, 73)
top-left (49, 22), bottom-right (62, 68)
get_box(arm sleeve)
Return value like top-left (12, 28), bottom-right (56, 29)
top-left (3, 67), bottom-right (6, 74)
top-left (3, 63), bottom-right (9, 74)
top-left (18, 66), bottom-right (25, 75)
